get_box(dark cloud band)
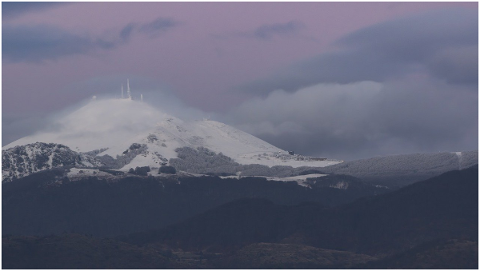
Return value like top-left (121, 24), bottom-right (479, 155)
top-left (3, 17), bottom-right (180, 63)
top-left (241, 8), bottom-right (477, 95)
top-left (2, 2), bottom-right (66, 20)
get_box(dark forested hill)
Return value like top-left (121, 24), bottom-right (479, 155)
top-left (121, 165), bottom-right (478, 258)
top-left (2, 169), bottom-right (386, 237)
top-left (3, 165), bottom-right (477, 268)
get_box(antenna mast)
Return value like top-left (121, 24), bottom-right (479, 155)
top-left (127, 79), bottom-right (132, 100)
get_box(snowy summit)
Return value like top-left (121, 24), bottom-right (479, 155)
top-left (3, 86), bottom-right (341, 181)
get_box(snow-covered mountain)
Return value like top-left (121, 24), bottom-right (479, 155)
top-left (3, 98), bottom-right (341, 182)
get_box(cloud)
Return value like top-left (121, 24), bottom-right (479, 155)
top-left (2, 2), bottom-right (67, 20)
top-left (139, 17), bottom-right (178, 35)
top-left (2, 25), bottom-right (116, 63)
top-left (228, 8), bottom-right (477, 160)
top-left (425, 45), bottom-right (478, 85)
top-left (215, 20), bottom-right (305, 40)
top-left (241, 8), bottom-right (477, 95)
top-left (3, 17), bottom-right (180, 63)
top-left (251, 21), bottom-right (305, 40)
top-left (2, 75), bottom-right (208, 147)
top-left (61, 75), bottom-right (208, 121)
top-left (119, 17), bottom-right (178, 41)
top-left (225, 79), bottom-right (477, 160)
top-left (120, 23), bottom-right (137, 42)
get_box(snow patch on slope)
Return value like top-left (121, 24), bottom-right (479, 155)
top-left (265, 173), bottom-right (328, 187)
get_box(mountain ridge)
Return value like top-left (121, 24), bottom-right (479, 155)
top-left (322, 150), bottom-right (478, 186)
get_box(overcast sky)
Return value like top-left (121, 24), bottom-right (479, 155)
top-left (2, 2), bottom-right (477, 160)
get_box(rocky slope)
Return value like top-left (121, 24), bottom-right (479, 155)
top-left (2, 142), bottom-right (101, 182)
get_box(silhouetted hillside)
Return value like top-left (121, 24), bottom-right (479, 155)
top-left (123, 165), bottom-right (477, 257)
top-left (2, 170), bottom-right (386, 237)
top-left (299, 164), bottom-right (478, 254)
top-left (3, 166), bottom-right (477, 268)
top-left (120, 198), bottom-right (299, 251)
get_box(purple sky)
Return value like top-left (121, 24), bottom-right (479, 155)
top-left (2, 2), bottom-right (478, 160)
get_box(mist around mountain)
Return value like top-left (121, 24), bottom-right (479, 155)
top-left (3, 165), bottom-right (477, 268)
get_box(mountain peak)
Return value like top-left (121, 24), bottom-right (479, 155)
top-left (3, 97), bottom-right (342, 181)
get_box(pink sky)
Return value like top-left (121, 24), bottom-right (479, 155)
top-left (3, 2), bottom-right (477, 159)
top-left (3, 2), bottom-right (476, 114)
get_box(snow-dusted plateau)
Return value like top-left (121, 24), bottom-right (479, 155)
top-left (3, 97), bottom-right (342, 182)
